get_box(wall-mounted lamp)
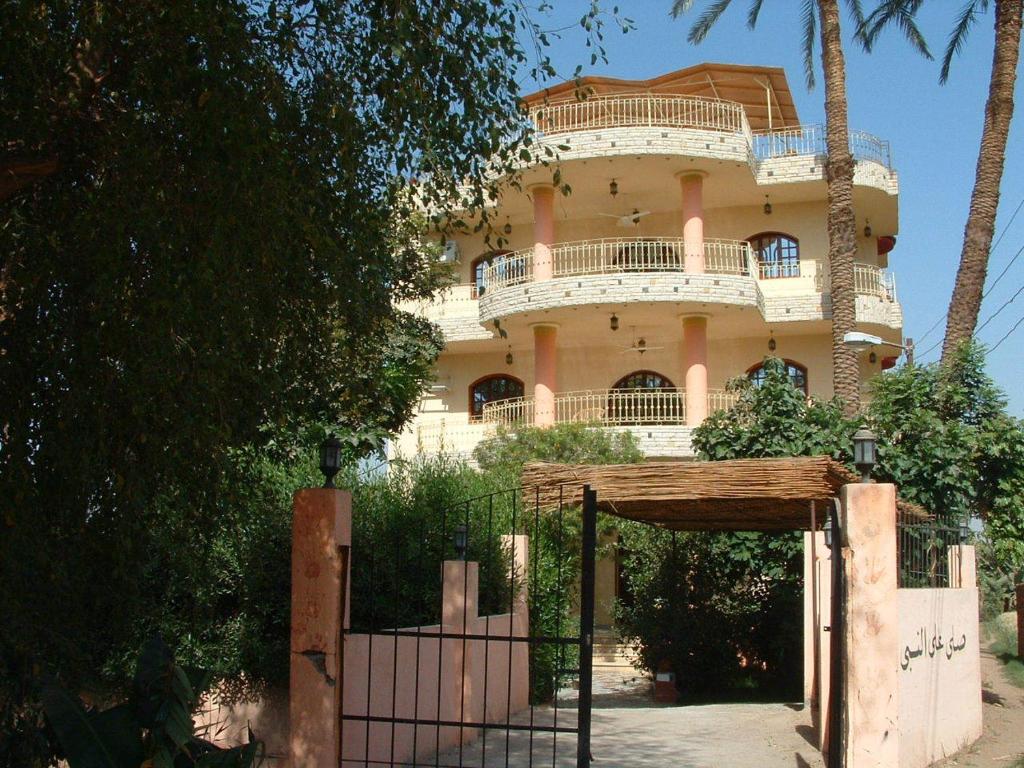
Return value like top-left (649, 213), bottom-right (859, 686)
top-left (768, 331), bottom-right (776, 352)
top-left (823, 513), bottom-right (834, 550)
top-left (610, 314), bottom-right (620, 331)
top-left (763, 195), bottom-right (772, 216)
top-left (503, 217), bottom-right (512, 236)
top-left (864, 219), bottom-right (873, 238)
top-left (319, 433), bottom-right (342, 489)
top-left (453, 524), bottom-right (468, 561)
top-left (609, 178), bottom-right (619, 198)
top-left (868, 351), bottom-right (877, 364)
top-left (506, 347), bottom-right (513, 366)
top-left (852, 425), bottom-right (878, 483)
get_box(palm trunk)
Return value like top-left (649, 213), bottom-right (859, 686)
top-left (941, 0), bottom-right (1022, 365)
top-left (819, 0), bottom-right (860, 415)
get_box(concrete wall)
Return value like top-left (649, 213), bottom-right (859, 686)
top-left (897, 587), bottom-right (983, 768)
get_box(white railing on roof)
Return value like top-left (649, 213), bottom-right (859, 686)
top-left (528, 94), bottom-right (748, 136)
top-left (752, 124), bottom-right (892, 169)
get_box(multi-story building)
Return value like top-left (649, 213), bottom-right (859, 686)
top-left (396, 62), bottom-right (903, 462)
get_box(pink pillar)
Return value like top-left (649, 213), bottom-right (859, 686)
top-left (533, 324), bottom-right (557, 427)
top-left (842, 483), bottom-right (899, 768)
top-left (682, 315), bottom-right (708, 426)
top-left (289, 488), bottom-right (351, 768)
top-left (679, 172), bottom-right (706, 274)
top-left (532, 185), bottom-right (555, 281)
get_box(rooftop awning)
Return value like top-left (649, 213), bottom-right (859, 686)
top-left (521, 456), bottom-right (927, 531)
top-left (522, 62), bottom-right (800, 132)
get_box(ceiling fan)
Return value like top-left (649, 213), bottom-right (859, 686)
top-left (618, 329), bottom-right (665, 355)
top-left (599, 208), bottom-right (653, 228)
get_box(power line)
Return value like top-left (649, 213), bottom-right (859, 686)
top-left (988, 311), bottom-right (1024, 353)
top-left (909, 196), bottom-right (1024, 348)
top-left (975, 279), bottom-right (1024, 335)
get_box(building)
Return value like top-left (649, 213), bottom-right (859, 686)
top-left (395, 62), bottom-right (903, 463)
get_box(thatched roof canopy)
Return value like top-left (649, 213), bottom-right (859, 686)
top-left (521, 456), bottom-right (927, 531)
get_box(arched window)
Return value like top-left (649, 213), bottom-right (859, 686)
top-left (608, 370), bottom-right (681, 425)
top-left (470, 250), bottom-right (512, 298)
top-left (748, 232), bottom-right (800, 279)
top-left (469, 374), bottom-right (524, 420)
top-left (747, 360), bottom-right (808, 395)
top-left (612, 371), bottom-right (675, 390)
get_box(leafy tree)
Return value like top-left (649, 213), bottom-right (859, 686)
top-left (0, 2), bottom-right (625, 763)
top-left (672, 0), bottom-right (866, 414)
top-left (861, 1), bottom-right (1022, 363)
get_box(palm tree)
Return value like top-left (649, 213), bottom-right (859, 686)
top-left (673, 0), bottom-right (865, 416)
top-left (862, 1), bottom-right (1022, 367)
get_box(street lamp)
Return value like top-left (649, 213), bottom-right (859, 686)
top-left (453, 524), bottom-right (468, 561)
top-left (319, 433), bottom-right (342, 488)
top-left (842, 331), bottom-right (915, 365)
top-left (852, 425), bottom-right (877, 483)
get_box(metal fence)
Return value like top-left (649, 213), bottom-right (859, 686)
top-left (896, 512), bottom-right (964, 588)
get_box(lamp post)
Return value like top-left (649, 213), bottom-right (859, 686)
top-left (852, 425), bottom-right (877, 483)
top-left (319, 433), bottom-right (342, 488)
top-left (842, 331), bottom-right (915, 366)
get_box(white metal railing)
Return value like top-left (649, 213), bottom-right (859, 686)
top-left (854, 263), bottom-right (897, 300)
top-left (414, 420), bottom-right (495, 454)
top-left (481, 251), bottom-right (533, 292)
top-left (752, 124), bottom-right (893, 169)
top-left (759, 260), bottom-right (803, 280)
top-left (400, 283), bottom-right (478, 319)
top-left (484, 238), bottom-right (756, 291)
top-left (480, 388), bottom-right (740, 427)
top-left (529, 94), bottom-right (748, 136)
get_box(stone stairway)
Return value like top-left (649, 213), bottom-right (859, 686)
top-left (591, 629), bottom-right (645, 691)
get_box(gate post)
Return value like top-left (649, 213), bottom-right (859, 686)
top-left (841, 483), bottom-right (899, 768)
top-left (289, 488), bottom-right (351, 768)
top-left (577, 485), bottom-right (597, 768)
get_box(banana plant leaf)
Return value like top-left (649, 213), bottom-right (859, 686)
top-left (40, 679), bottom-right (145, 768)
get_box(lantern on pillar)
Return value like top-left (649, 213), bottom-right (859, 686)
top-left (852, 425), bottom-right (878, 483)
top-left (319, 433), bottom-right (342, 488)
top-left (453, 524), bottom-right (468, 560)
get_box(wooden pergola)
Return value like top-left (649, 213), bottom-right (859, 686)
top-left (521, 456), bottom-right (927, 531)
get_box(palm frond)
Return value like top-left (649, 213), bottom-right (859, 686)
top-left (858, 0), bottom-right (932, 58)
top-left (845, 0), bottom-right (866, 30)
top-left (747, 0), bottom-right (766, 29)
top-left (685, 0), bottom-right (736, 44)
top-left (671, 0), bottom-right (697, 18)
top-left (941, 0), bottom-right (986, 83)
top-left (801, 0), bottom-right (818, 90)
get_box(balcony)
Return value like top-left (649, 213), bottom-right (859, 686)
top-left (528, 94), bottom-right (748, 136)
top-left (396, 283), bottom-right (490, 342)
top-left (479, 388), bottom-right (740, 427)
top-left (752, 124), bottom-right (893, 169)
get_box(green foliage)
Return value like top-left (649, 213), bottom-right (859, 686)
top-left (0, 2), bottom-right (628, 763)
top-left (984, 616), bottom-right (1024, 689)
top-left (473, 422), bottom-right (645, 482)
top-left (41, 637), bottom-right (263, 768)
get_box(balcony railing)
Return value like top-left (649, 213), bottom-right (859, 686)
top-left (482, 238), bottom-right (756, 292)
top-left (854, 263), bottom-right (897, 300)
top-left (528, 94), bottom-right (748, 136)
top-left (480, 388), bottom-right (741, 427)
top-left (752, 124), bottom-right (892, 169)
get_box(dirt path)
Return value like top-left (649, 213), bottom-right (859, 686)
top-left (935, 645), bottom-right (1024, 767)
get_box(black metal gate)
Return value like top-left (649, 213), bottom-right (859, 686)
top-left (340, 483), bottom-right (597, 767)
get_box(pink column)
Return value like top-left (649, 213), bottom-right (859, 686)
top-left (532, 184), bottom-right (555, 281)
top-left (289, 488), bottom-right (351, 768)
top-left (841, 483), bottom-right (899, 768)
top-left (679, 172), bottom-right (706, 274)
top-left (533, 324), bottom-right (558, 427)
top-left (682, 315), bottom-right (708, 426)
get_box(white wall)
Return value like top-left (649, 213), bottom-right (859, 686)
top-left (897, 588), bottom-right (983, 768)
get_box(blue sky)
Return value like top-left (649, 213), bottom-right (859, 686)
top-left (533, 2), bottom-right (1024, 415)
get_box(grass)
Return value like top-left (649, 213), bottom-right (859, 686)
top-left (986, 615), bottom-right (1024, 690)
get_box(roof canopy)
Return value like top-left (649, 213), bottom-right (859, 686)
top-left (522, 62), bottom-right (800, 131)
top-left (521, 456), bottom-right (925, 531)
